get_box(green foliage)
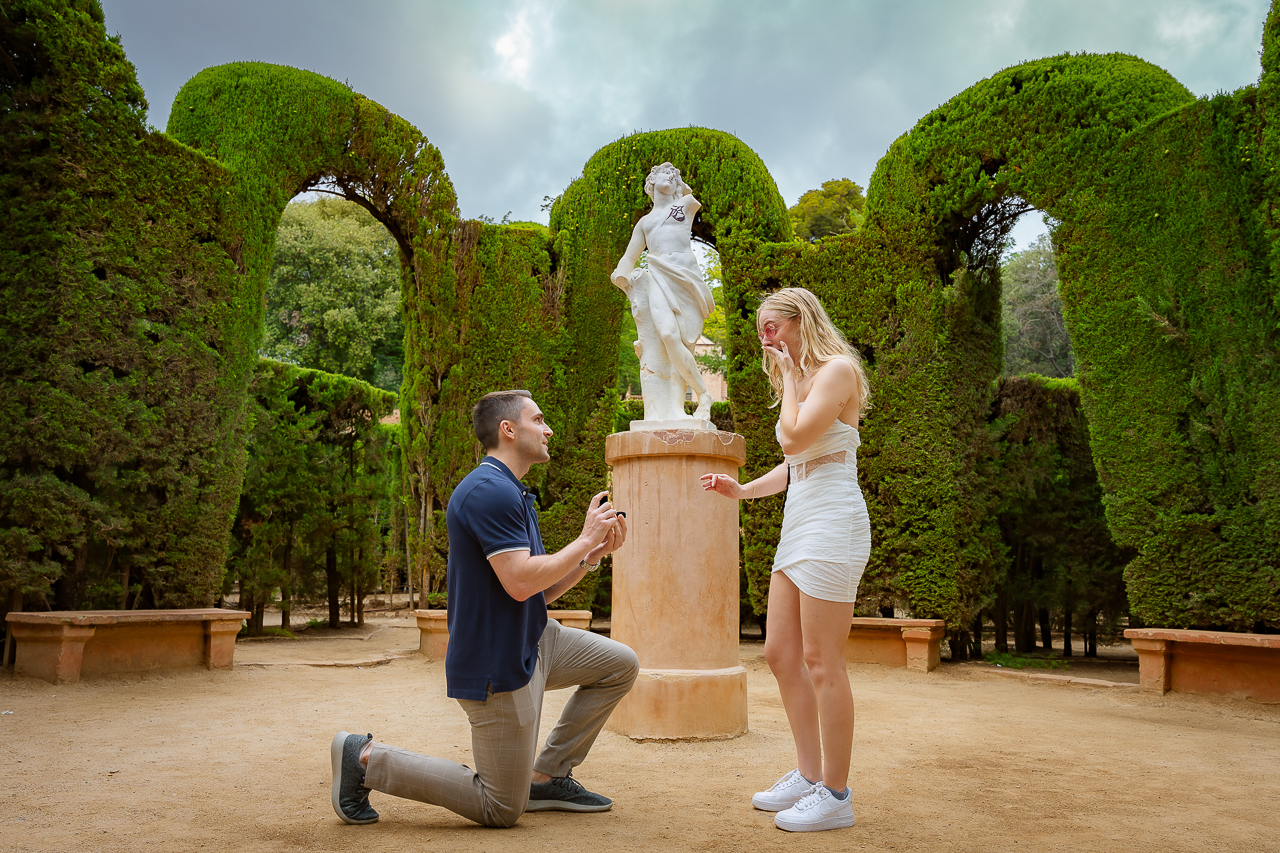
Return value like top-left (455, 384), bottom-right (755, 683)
top-left (1059, 81), bottom-right (1280, 629)
top-left (1001, 235), bottom-right (1074, 377)
top-left (400, 220), bottom-right (590, 603)
top-left (990, 376), bottom-right (1130, 651)
top-left (789, 178), bottom-right (866, 241)
top-left (263, 198), bottom-right (405, 392)
top-left (617, 302), bottom-right (643, 397)
top-left (164, 60), bottom-right (459, 611)
top-left (230, 359), bottom-right (396, 633)
top-left (983, 651), bottom-right (1067, 670)
top-left (0, 0), bottom-right (252, 609)
top-left (723, 52), bottom-right (1200, 627)
top-left (10, 0), bottom-right (1280, 639)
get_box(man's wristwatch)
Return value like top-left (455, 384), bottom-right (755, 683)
top-left (578, 559), bottom-right (601, 573)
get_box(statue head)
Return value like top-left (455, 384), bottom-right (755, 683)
top-left (644, 162), bottom-right (691, 199)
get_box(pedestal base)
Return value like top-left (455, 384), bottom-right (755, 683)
top-left (606, 665), bottom-right (748, 740)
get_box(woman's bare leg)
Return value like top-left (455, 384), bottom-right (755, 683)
top-left (798, 591), bottom-right (856, 790)
top-left (763, 573), bottom-right (822, 782)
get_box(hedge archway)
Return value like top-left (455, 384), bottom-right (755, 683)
top-left (726, 32), bottom-right (1280, 631)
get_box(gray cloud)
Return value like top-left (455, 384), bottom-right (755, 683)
top-left (101, 0), bottom-right (1271, 235)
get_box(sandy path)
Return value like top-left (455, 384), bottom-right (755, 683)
top-left (1, 620), bottom-right (1277, 853)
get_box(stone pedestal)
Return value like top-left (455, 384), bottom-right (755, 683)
top-left (605, 428), bottom-right (748, 740)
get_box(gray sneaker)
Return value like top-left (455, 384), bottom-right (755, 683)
top-left (526, 771), bottom-right (613, 812)
top-left (330, 731), bottom-right (379, 824)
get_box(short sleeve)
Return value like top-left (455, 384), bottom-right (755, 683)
top-left (460, 479), bottom-right (532, 558)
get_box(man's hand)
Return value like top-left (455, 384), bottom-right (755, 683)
top-left (580, 490), bottom-right (626, 560)
top-left (582, 490), bottom-right (628, 565)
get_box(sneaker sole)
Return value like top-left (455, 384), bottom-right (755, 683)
top-left (774, 811), bottom-right (856, 832)
top-left (331, 731), bottom-right (378, 825)
top-left (525, 799), bottom-right (613, 813)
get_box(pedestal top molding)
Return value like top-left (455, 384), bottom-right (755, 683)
top-left (629, 418), bottom-right (714, 432)
top-left (606, 429), bottom-right (745, 463)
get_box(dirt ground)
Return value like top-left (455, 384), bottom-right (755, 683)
top-left (2, 615), bottom-right (1278, 853)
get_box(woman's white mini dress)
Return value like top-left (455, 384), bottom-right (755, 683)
top-left (772, 410), bottom-right (871, 603)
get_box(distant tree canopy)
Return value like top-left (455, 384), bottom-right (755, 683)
top-left (789, 178), bottom-right (866, 241)
top-left (263, 198), bottom-right (405, 393)
top-left (1002, 234), bottom-right (1074, 377)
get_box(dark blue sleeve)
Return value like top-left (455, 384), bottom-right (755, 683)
top-left (460, 479), bottom-right (532, 558)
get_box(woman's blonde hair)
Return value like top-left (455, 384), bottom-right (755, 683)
top-left (757, 287), bottom-right (871, 415)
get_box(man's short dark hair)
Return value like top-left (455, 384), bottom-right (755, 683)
top-left (473, 390), bottom-right (533, 451)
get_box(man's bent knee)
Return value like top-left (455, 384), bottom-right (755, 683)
top-left (482, 806), bottom-right (524, 829)
top-left (619, 645), bottom-right (640, 685)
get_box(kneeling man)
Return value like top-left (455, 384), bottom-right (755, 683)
top-left (331, 389), bottom-right (637, 828)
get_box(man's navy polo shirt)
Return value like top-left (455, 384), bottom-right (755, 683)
top-left (444, 456), bottom-right (548, 701)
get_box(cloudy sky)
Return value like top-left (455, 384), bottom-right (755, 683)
top-left (100, 0), bottom-right (1272, 250)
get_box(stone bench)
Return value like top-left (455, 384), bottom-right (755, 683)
top-left (846, 617), bottom-right (947, 673)
top-left (415, 609), bottom-right (593, 662)
top-left (1124, 628), bottom-right (1280, 702)
top-left (5, 609), bottom-right (249, 684)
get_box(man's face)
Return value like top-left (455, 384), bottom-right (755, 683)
top-left (510, 398), bottom-right (552, 465)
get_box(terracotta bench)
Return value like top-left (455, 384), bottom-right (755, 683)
top-left (846, 617), bottom-right (947, 672)
top-left (5, 608), bottom-right (249, 684)
top-left (1123, 628), bottom-right (1280, 702)
top-left (415, 609), bottom-right (593, 661)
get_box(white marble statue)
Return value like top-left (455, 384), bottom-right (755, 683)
top-left (611, 162), bottom-right (715, 427)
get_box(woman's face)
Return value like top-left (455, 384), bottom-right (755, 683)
top-left (758, 308), bottom-right (799, 353)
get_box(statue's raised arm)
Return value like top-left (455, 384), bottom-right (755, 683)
top-left (612, 162), bottom-right (715, 426)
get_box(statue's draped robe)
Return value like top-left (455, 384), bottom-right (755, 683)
top-left (638, 250), bottom-right (714, 347)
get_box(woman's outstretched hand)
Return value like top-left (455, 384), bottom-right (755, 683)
top-left (700, 472), bottom-right (745, 499)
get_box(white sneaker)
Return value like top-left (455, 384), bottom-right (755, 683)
top-left (774, 784), bottom-right (856, 832)
top-left (751, 769), bottom-right (816, 811)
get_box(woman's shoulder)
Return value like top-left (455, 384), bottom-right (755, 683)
top-left (812, 356), bottom-right (857, 383)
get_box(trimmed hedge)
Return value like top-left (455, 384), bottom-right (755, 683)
top-left (728, 35), bottom-right (1280, 631)
top-left (406, 220), bottom-right (610, 609)
top-left (722, 52), bottom-right (1201, 627)
top-left (7, 0), bottom-right (1278, 635)
top-left (1, 0), bottom-right (250, 608)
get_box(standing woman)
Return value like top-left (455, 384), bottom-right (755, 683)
top-left (700, 287), bottom-right (870, 833)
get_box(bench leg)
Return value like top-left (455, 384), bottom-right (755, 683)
top-left (205, 619), bottom-right (244, 669)
top-left (902, 627), bottom-right (945, 672)
top-left (11, 624), bottom-right (97, 684)
top-left (1130, 638), bottom-right (1172, 693)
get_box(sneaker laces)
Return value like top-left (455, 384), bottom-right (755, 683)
top-left (792, 784), bottom-right (829, 812)
top-left (771, 769), bottom-right (803, 792)
top-left (551, 771), bottom-right (586, 796)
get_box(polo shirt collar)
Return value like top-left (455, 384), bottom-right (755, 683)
top-left (480, 456), bottom-right (527, 492)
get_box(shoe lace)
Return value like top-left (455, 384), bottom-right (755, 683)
top-left (552, 771), bottom-right (586, 796)
top-left (772, 770), bottom-right (802, 791)
top-left (793, 784), bottom-right (828, 812)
